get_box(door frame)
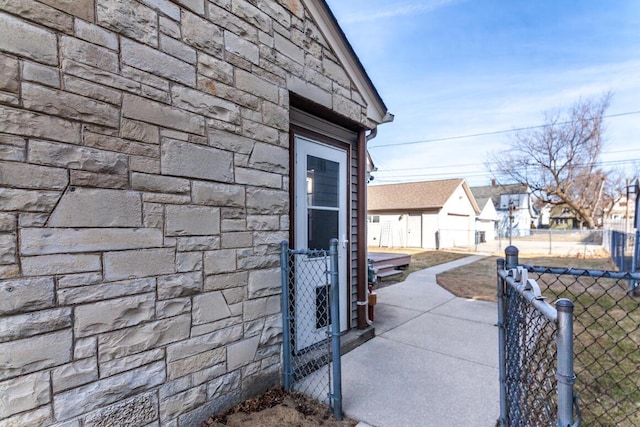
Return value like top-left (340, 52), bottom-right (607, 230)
top-left (290, 126), bottom-right (351, 335)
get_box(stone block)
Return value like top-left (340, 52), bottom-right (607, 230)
top-left (203, 271), bottom-right (247, 291)
top-left (161, 140), bottom-right (233, 182)
top-left (231, 0), bottom-right (270, 32)
top-left (176, 251), bottom-right (202, 272)
top-left (286, 75), bottom-right (331, 109)
top-left (274, 32), bottom-right (304, 64)
top-left (58, 278), bottom-right (155, 305)
top-left (160, 385), bottom-right (206, 422)
top-left (167, 348), bottom-right (225, 380)
top-left (144, 0), bottom-right (181, 20)
top-left (208, 129), bottom-right (254, 154)
top-left (52, 357), bottom-right (98, 393)
top-left (166, 324), bottom-right (242, 364)
top-left (246, 188), bottom-right (288, 214)
top-left (22, 83), bottom-right (119, 127)
top-left (235, 69), bottom-right (279, 103)
top-left (248, 268), bottom-right (280, 298)
top-left (227, 336), bottom-right (260, 370)
top-left (40, 0), bottom-right (95, 22)
top-left (63, 75), bottom-right (122, 105)
top-left (0, 329), bottom-right (72, 380)
top-left (181, 10), bottom-right (223, 57)
top-left (61, 35), bottom-right (118, 73)
top-left (0, 264), bottom-right (19, 279)
top-left (165, 205), bottom-right (220, 236)
top-left (224, 30), bottom-right (259, 64)
top-left (97, 0), bottom-right (157, 46)
top-left (62, 59), bottom-right (142, 96)
top-left (122, 38), bottom-right (196, 87)
top-left (197, 53), bottom-right (233, 85)
top-left (82, 393), bottom-right (158, 427)
top-left (99, 348), bottom-right (163, 378)
top-left (203, 249), bottom-right (236, 274)
top-left (131, 172), bottom-right (189, 194)
top-left (247, 215), bottom-right (279, 231)
top-left (175, 0), bottom-right (205, 14)
top-left (57, 271), bottom-right (102, 288)
top-left (75, 18), bottom-right (118, 50)
top-left (0, 213), bottom-right (15, 232)
top-left (0, 307), bottom-right (71, 343)
top-left (28, 139), bottom-right (127, 173)
top-left (98, 314), bottom-right (190, 362)
top-left (22, 253), bottom-right (101, 276)
top-left (21, 228), bottom-right (162, 255)
top-left (53, 361), bottom-right (165, 420)
top-left (122, 94), bottom-right (205, 135)
top-left (160, 34), bottom-right (197, 64)
top-left (0, 106), bottom-right (81, 143)
top-left (1, 0), bottom-right (74, 33)
top-left (0, 12), bottom-right (57, 65)
top-left (74, 293), bottom-right (155, 337)
top-left (249, 142), bottom-right (289, 174)
top-left (0, 187), bottom-right (60, 212)
top-left (192, 291), bottom-right (232, 325)
top-left (0, 234), bottom-right (15, 265)
top-left (221, 232), bottom-right (252, 249)
top-left (171, 84), bottom-right (240, 122)
top-left (157, 271), bottom-right (202, 300)
top-left (0, 161), bottom-right (66, 190)
top-left (22, 61), bottom-right (60, 88)
top-left (48, 188), bottom-right (142, 227)
top-left (176, 236), bottom-right (220, 251)
top-left (104, 248), bottom-right (175, 281)
top-left (156, 297), bottom-right (191, 319)
top-left (121, 118), bottom-right (160, 144)
top-left (192, 181), bottom-right (245, 207)
top-left (75, 336), bottom-right (97, 359)
top-left (241, 120), bottom-right (279, 145)
top-left (0, 277), bottom-right (54, 315)
top-left (0, 371), bottom-right (50, 418)
top-left (243, 295), bottom-right (280, 321)
top-left (0, 406), bottom-right (52, 427)
top-left (235, 167), bottom-right (281, 189)
top-left (69, 170), bottom-right (129, 189)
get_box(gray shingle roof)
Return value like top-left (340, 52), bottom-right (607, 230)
top-left (368, 178), bottom-right (468, 211)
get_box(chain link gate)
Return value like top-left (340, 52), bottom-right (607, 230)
top-left (280, 240), bottom-right (342, 420)
top-left (497, 246), bottom-right (579, 427)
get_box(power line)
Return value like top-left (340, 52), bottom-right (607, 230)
top-left (369, 110), bottom-right (640, 149)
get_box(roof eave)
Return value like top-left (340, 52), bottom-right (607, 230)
top-left (304, 0), bottom-right (393, 126)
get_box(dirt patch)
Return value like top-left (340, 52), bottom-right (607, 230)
top-left (202, 387), bottom-right (357, 427)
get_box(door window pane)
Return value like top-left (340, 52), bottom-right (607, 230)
top-left (307, 155), bottom-right (339, 207)
top-left (308, 209), bottom-right (338, 250)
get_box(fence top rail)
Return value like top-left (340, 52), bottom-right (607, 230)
top-left (500, 268), bottom-right (558, 322)
top-left (523, 264), bottom-right (640, 280)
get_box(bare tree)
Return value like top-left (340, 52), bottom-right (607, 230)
top-left (489, 92), bottom-right (613, 229)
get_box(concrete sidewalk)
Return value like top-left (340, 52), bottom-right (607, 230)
top-left (342, 255), bottom-right (500, 427)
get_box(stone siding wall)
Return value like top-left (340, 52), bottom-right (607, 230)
top-left (0, 0), bottom-right (370, 425)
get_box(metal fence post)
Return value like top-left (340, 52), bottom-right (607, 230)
top-left (496, 257), bottom-right (508, 427)
top-left (505, 245), bottom-right (519, 269)
top-left (329, 239), bottom-right (342, 420)
top-left (280, 241), bottom-right (293, 391)
top-left (556, 298), bottom-right (576, 427)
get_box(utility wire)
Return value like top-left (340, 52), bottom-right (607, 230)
top-left (369, 110), bottom-right (640, 149)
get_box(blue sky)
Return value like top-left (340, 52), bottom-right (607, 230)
top-left (324, 0), bottom-right (640, 186)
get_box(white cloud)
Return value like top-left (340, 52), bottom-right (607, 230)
top-left (339, 0), bottom-right (465, 24)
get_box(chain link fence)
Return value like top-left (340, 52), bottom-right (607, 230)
top-left (280, 241), bottom-right (342, 419)
top-left (523, 263), bottom-right (640, 426)
top-left (497, 250), bottom-right (578, 426)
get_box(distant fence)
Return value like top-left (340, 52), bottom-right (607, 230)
top-left (603, 229), bottom-right (639, 273)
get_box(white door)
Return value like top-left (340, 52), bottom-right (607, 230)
top-left (407, 214), bottom-right (422, 247)
top-left (294, 135), bottom-right (348, 351)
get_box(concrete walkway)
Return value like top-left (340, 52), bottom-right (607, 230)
top-left (342, 255), bottom-right (500, 427)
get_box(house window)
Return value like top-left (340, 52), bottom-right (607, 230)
top-left (369, 215), bottom-right (380, 223)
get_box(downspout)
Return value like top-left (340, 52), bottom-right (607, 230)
top-left (356, 126), bottom-right (382, 329)
top-left (356, 129), bottom-right (369, 329)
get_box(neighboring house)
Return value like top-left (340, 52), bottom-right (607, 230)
top-left (471, 182), bottom-right (537, 238)
top-left (470, 191), bottom-right (498, 243)
top-left (548, 206), bottom-right (579, 229)
top-left (367, 179), bottom-right (480, 249)
top-left (0, 1), bottom-right (392, 426)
